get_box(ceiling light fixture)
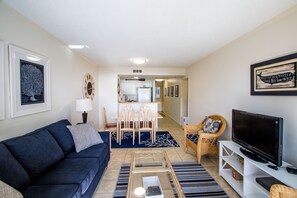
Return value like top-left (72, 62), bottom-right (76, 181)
top-left (26, 56), bottom-right (40, 62)
top-left (130, 57), bottom-right (149, 65)
top-left (155, 79), bottom-right (164, 82)
top-left (68, 45), bottom-right (89, 49)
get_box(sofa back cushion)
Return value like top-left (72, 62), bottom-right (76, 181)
top-left (4, 129), bottom-right (64, 180)
top-left (46, 119), bottom-right (74, 154)
top-left (0, 143), bottom-right (30, 190)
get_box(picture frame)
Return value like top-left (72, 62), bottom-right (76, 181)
top-left (171, 86), bottom-right (174, 97)
top-left (251, 53), bottom-right (297, 95)
top-left (9, 44), bottom-right (51, 118)
top-left (175, 85), bottom-right (179, 97)
top-left (167, 87), bottom-right (170, 97)
top-left (155, 87), bottom-right (160, 99)
top-left (0, 41), bottom-right (4, 120)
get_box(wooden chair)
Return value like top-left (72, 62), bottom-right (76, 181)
top-left (138, 108), bottom-right (156, 144)
top-left (270, 184), bottom-right (297, 198)
top-left (118, 106), bottom-right (135, 145)
top-left (184, 115), bottom-right (226, 164)
top-left (102, 107), bottom-right (117, 130)
top-left (102, 107), bottom-right (117, 146)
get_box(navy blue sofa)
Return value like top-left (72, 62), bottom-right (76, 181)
top-left (0, 119), bottom-right (110, 198)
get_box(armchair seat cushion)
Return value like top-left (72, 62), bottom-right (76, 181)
top-left (186, 134), bottom-right (198, 144)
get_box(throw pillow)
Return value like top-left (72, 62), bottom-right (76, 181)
top-left (203, 117), bottom-right (221, 133)
top-left (67, 122), bottom-right (103, 152)
top-left (0, 180), bottom-right (23, 198)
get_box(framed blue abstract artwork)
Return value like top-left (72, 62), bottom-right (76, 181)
top-left (8, 44), bottom-right (51, 118)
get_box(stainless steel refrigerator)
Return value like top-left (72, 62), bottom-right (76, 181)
top-left (137, 87), bottom-right (152, 102)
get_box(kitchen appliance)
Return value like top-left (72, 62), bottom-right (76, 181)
top-left (137, 87), bottom-right (152, 102)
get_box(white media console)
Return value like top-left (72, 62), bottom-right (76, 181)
top-left (219, 141), bottom-right (297, 198)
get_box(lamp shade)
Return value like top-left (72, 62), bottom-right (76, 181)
top-left (76, 99), bottom-right (92, 112)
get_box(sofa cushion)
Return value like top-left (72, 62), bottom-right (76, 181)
top-left (98, 132), bottom-right (109, 146)
top-left (66, 143), bottom-right (109, 159)
top-left (0, 143), bottom-right (30, 190)
top-left (23, 184), bottom-right (81, 198)
top-left (4, 129), bottom-right (64, 180)
top-left (35, 158), bottom-right (100, 194)
top-left (46, 119), bottom-right (74, 154)
top-left (67, 122), bottom-right (103, 152)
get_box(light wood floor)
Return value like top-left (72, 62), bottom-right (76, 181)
top-left (93, 115), bottom-right (240, 198)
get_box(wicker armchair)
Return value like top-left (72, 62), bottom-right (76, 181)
top-left (184, 115), bottom-right (227, 164)
top-left (270, 184), bottom-right (297, 198)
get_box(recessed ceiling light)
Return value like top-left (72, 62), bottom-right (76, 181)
top-left (68, 45), bottom-right (89, 49)
top-left (26, 56), bottom-right (40, 61)
top-left (130, 57), bottom-right (149, 65)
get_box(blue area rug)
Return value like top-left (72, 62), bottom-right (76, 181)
top-left (111, 131), bottom-right (179, 148)
top-left (113, 161), bottom-right (229, 197)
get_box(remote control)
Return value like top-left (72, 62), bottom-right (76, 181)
top-left (268, 165), bottom-right (278, 170)
top-left (286, 166), bottom-right (297, 175)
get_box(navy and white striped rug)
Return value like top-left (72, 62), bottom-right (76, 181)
top-left (114, 161), bottom-right (229, 198)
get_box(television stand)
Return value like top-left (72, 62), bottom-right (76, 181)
top-left (219, 141), bottom-right (297, 197)
top-left (239, 147), bottom-right (268, 164)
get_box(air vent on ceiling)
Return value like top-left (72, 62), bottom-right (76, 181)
top-left (133, 69), bottom-right (142, 73)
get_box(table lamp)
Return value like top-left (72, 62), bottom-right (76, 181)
top-left (76, 98), bottom-right (92, 123)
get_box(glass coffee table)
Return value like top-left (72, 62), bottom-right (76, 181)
top-left (126, 150), bottom-right (185, 198)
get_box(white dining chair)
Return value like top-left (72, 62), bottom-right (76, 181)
top-left (118, 106), bottom-right (135, 145)
top-left (138, 108), bottom-right (156, 144)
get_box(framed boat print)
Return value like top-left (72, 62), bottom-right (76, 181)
top-left (251, 52), bottom-right (297, 95)
top-left (9, 44), bottom-right (51, 118)
top-left (175, 85), bottom-right (179, 97)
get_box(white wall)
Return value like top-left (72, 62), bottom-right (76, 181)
top-left (98, 66), bottom-right (186, 129)
top-left (187, 6), bottom-right (297, 166)
top-left (0, 2), bottom-right (99, 140)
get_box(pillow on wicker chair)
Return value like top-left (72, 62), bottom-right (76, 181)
top-left (203, 117), bottom-right (221, 133)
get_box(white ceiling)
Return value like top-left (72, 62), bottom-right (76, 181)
top-left (3, 0), bottom-right (297, 68)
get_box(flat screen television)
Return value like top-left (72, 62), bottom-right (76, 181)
top-left (232, 109), bottom-right (283, 166)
